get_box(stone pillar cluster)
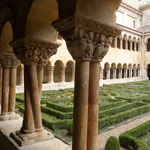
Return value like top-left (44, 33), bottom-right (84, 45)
top-left (0, 55), bottom-right (20, 120)
top-left (52, 15), bottom-right (120, 150)
top-left (10, 38), bottom-right (60, 146)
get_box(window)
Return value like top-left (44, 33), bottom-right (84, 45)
top-left (133, 20), bottom-right (136, 29)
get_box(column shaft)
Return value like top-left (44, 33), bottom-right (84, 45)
top-left (87, 61), bottom-right (100, 150)
top-left (72, 60), bottom-right (89, 150)
top-left (37, 66), bottom-right (44, 100)
top-left (22, 65), bottom-right (35, 133)
top-left (19, 65), bottom-right (24, 85)
top-left (1, 68), bottom-right (10, 115)
top-left (8, 67), bottom-right (17, 112)
top-left (48, 66), bottom-right (54, 83)
top-left (29, 65), bottom-right (43, 131)
top-left (61, 67), bottom-right (65, 83)
top-left (0, 67), bottom-right (2, 105)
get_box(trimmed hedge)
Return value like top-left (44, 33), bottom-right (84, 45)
top-left (99, 102), bottom-right (145, 118)
top-left (65, 104), bottom-right (150, 134)
top-left (105, 136), bottom-right (120, 150)
top-left (100, 101), bottom-right (127, 111)
top-left (99, 104), bottom-right (150, 130)
top-left (119, 120), bottom-right (150, 150)
top-left (41, 106), bottom-right (73, 119)
top-left (46, 101), bottom-right (73, 112)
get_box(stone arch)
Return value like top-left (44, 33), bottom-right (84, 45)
top-left (54, 60), bottom-right (64, 83)
top-left (65, 61), bottom-right (74, 82)
top-left (137, 64), bottom-right (140, 77)
top-left (43, 61), bottom-right (51, 83)
top-left (15, 0), bottom-right (59, 41)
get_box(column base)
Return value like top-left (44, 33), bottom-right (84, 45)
top-left (10, 130), bottom-right (54, 146)
top-left (0, 112), bottom-right (20, 121)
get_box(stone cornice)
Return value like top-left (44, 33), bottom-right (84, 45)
top-left (52, 15), bottom-right (121, 37)
top-left (10, 37), bottom-right (60, 66)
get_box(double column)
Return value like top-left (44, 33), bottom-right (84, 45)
top-left (0, 55), bottom-right (20, 120)
top-left (10, 38), bottom-right (59, 146)
top-left (52, 15), bottom-right (120, 150)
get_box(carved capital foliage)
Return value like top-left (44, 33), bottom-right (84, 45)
top-left (0, 55), bottom-right (20, 68)
top-left (10, 38), bottom-right (60, 66)
top-left (52, 15), bottom-right (120, 61)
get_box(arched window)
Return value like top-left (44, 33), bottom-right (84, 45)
top-left (128, 40), bottom-right (130, 50)
top-left (132, 41), bottom-right (135, 51)
top-left (123, 39), bottom-right (125, 49)
top-left (117, 37), bottom-right (120, 49)
top-left (147, 38), bottom-right (150, 52)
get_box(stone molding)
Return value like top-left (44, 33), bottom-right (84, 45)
top-left (10, 38), bottom-right (60, 66)
top-left (52, 15), bottom-right (121, 37)
top-left (52, 15), bottom-right (120, 61)
top-left (0, 55), bottom-right (20, 68)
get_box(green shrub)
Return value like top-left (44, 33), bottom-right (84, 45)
top-left (99, 104), bottom-right (150, 130)
top-left (41, 106), bottom-right (73, 119)
top-left (119, 120), bottom-right (150, 150)
top-left (99, 102), bottom-right (145, 118)
top-left (100, 101), bottom-right (127, 111)
top-left (105, 136), bottom-right (120, 150)
top-left (46, 101), bottom-right (73, 112)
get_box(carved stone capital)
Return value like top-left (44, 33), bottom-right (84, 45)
top-left (52, 15), bottom-right (121, 61)
top-left (10, 38), bottom-right (60, 66)
top-left (52, 15), bottom-right (121, 37)
top-left (0, 55), bottom-right (20, 68)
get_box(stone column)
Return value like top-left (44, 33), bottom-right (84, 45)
top-left (114, 37), bottom-right (117, 48)
top-left (37, 66), bottom-right (44, 100)
top-left (124, 68), bottom-right (127, 78)
top-left (100, 67), bottom-right (103, 80)
top-left (88, 35), bottom-right (112, 150)
top-left (106, 67), bottom-right (110, 80)
top-left (0, 55), bottom-right (20, 120)
top-left (0, 66), bottom-right (2, 105)
top-left (52, 14), bottom-right (121, 150)
top-left (119, 67), bottom-right (122, 79)
top-left (113, 68), bottom-right (116, 79)
top-left (60, 66), bottom-right (65, 83)
top-left (10, 38), bottom-right (59, 146)
top-left (48, 65), bottom-right (54, 83)
top-left (19, 64), bottom-right (24, 85)
top-left (134, 42), bottom-right (137, 51)
top-left (71, 67), bottom-right (75, 82)
top-left (1, 67), bottom-right (10, 115)
top-left (130, 41), bottom-right (132, 50)
top-left (8, 67), bottom-right (17, 113)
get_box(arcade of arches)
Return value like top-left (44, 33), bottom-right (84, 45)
top-left (0, 0), bottom-right (149, 150)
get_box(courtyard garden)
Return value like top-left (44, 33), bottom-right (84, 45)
top-left (15, 80), bottom-right (150, 143)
